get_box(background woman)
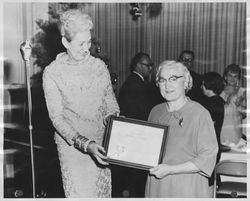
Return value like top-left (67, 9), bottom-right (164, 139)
top-left (220, 64), bottom-right (246, 145)
top-left (201, 72), bottom-right (225, 161)
top-left (43, 9), bottom-right (119, 197)
top-left (201, 72), bottom-right (225, 187)
top-left (145, 61), bottom-right (218, 198)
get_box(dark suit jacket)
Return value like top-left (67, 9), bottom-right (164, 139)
top-left (118, 73), bottom-right (160, 121)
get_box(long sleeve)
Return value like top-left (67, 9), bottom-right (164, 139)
top-left (43, 66), bottom-right (78, 145)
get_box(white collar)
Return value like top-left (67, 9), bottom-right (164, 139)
top-left (133, 71), bottom-right (144, 81)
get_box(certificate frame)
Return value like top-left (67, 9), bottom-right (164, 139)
top-left (103, 115), bottom-right (168, 170)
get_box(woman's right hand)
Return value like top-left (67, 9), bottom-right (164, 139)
top-left (103, 112), bottom-right (121, 126)
top-left (87, 141), bottom-right (109, 165)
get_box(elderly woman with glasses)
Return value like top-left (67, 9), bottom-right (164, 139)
top-left (43, 9), bottom-right (119, 197)
top-left (145, 61), bottom-right (218, 198)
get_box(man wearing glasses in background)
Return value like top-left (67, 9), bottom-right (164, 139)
top-left (118, 52), bottom-right (159, 121)
top-left (111, 52), bottom-right (163, 198)
top-left (178, 50), bottom-right (205, 104)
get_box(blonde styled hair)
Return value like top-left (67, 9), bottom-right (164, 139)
top-left (156, 60), bottom-right (193, 92)
top-left (59, 9), bottom-right (93, 42)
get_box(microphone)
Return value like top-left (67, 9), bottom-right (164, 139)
top-left (20, 39), bottom-right (32, 61)
top-left (20, 39), bottom-right (36, 198)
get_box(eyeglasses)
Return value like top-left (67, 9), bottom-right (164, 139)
top-left (139, 62), bottom-right (153, 68)
top-left (158, 75), bottom-right (184, 85)
top-left (180, 58), bottom-right (193, 62)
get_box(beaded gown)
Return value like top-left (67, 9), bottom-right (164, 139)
top-left (220, 87), bottom-right (245, 144)
top-left (43, 53), bottom-right (119, 197)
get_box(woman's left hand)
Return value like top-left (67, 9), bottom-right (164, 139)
top-left (150, 161), bottom-right (199, 179)
top-left (149, 164), bottom-right (172, 179)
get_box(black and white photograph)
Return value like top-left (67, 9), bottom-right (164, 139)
top-left (1, 0), bottom-right (248, 199)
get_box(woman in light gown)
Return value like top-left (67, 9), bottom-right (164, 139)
top-left (43, 9), bottom-right (119, 198)
top-left (220, 64), bottom-right (246, 145)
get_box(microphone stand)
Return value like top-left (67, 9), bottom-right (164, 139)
top-left (20, 40), bottom-right (36, 198)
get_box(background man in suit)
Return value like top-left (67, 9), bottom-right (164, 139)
top-left (178, 50), bottom-right (206, 104)
top-left (111, 52), bottom-right (163, 198)
top-left (118, 52), bottom-right (159, 120)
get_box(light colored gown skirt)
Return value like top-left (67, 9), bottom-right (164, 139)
top-left (55, 134), bottom-right (111, 198)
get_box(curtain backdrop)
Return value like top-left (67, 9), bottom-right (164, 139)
top-left (3, 2), bottom-right (48, 84)
top-left (47, 3), bottom-right (247, 91)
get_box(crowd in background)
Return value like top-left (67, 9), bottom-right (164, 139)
top-left (113, 50), bottom-right (246, 198)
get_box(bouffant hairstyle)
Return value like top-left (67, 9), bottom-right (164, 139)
top-left (203, 72), bottom-right (225, 95)
top-left (156, 60), bottom-right (193, 92)
top-left (58, 9), bottom-right (93, 42)
top-left (223, 64), bottom-right (241, 80)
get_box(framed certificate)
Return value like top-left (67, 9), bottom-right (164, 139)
top-left (103, 116), bottom-right (168, 170)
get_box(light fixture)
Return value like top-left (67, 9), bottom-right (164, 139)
top-left (130, 3), bottom-right (142, 20)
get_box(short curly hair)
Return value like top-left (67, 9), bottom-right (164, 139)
top-left (203, 72), bottom-right (225, 95)
top-left (156, 60), bottom-right (193, 92)
top-left (178, 50), bottom-right (195, 61)
top-left (223, 64), bottom-right (241, 80)
top-left (58, 9), bottom-right (93, 42)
